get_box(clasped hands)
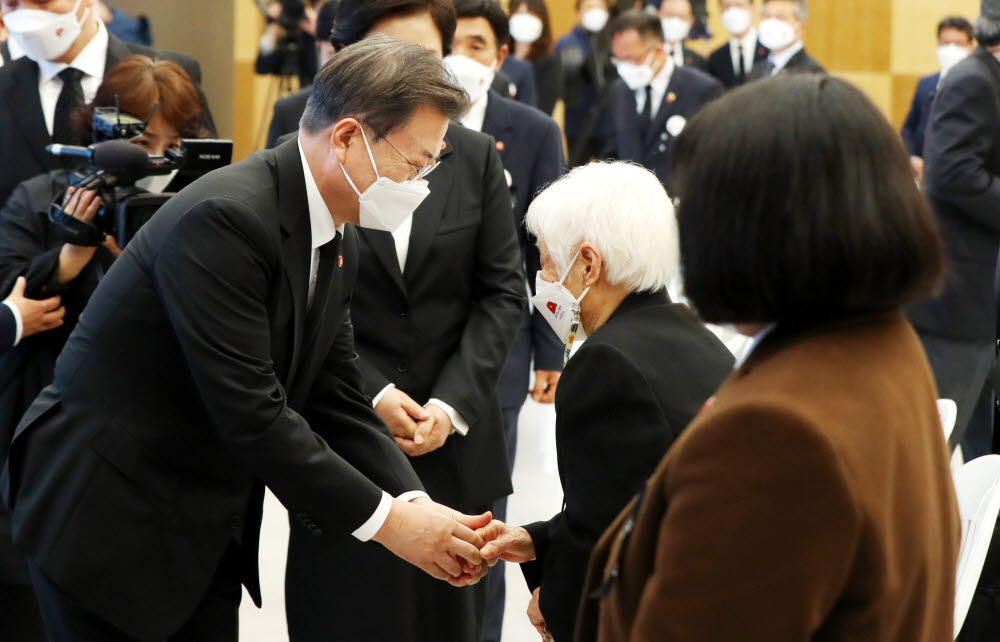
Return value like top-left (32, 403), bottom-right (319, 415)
top-left (376, 387), bottom-right (452, 456)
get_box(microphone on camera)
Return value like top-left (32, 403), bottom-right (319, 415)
top-left (46, 139), bottom-right (150, 174)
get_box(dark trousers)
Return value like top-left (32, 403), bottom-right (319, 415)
top-left (0, 581), bottom-right (46, 641)
top-left (28, 544), bottom-right (242, 641)
top-left (484, 406), bottom-right (521, 642)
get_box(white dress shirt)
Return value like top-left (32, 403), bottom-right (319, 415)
top-left (733, 323), bottom-right (777, 370)
top-left (2, 301), bottom-right (23, 347)
top-left (634, 57), bottom-right (676, 121)
top-left (767, 40), bottom-right (804, 76)
top-left (460, 91), bottom-right (489, 133)
top-left (36, 19), bottom-right (108, 137)
top-left (729, 27), bottom-right (758, 76)
top-left (666, 42), bottom-right (686, 68)
top-left (298, 141), bottom-right (429, 541)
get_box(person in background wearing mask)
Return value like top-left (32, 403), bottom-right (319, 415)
top-left (265, 0), bottom-right (338, 149)
top-left (749, 0), bottom-right (823, 77)
top-left (507, 0), bottom-right (562, 115)
top-left (0, 0), bottom-right (213, 206)
top-left (557, 0), bottom-right (615, 166)
top-left (0, 55), bottom-right (209, 641)
top-left (708, 0), bottom-right (769, 87)
top-left (449, 6), bottom-right (566, 641)
top-left (901, 16), bottom-right (975, 182)
top-left (282, 3), bottom-right (524, 642)
top-left (606, 10), bottom-right (721, 193)
top-left (656, 0), bottom-right (708, 72)
top-left (475, 161), bottom-right (733, 642)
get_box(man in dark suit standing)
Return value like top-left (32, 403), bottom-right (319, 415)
top-left (0, 277), bottom-right (63, 357)
top-left (901, 16), bottom-right (975, 182)
top-left (449, 4), bottom-right (566, 640)
top-left (2, 37), bottom-right (492, 641)
top-left (750, 0), bottom-right (823, 78)
top-left (909, 3), bottom-right (1000, 466)
top-left (707, 0), bottom-right (769, 88)
top-left (656, 0), bottom-right (709, 72)
top-left (494, 55), bottom-right (539, 107)
top-left (606, 10), bottom-right (722, 194)
top-left (0, 0), bottom-right (213, 206)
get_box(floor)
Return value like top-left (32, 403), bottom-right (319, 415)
top-left (238, 398), bottom-right (563, 642)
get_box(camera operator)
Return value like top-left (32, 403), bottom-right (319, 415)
top-left (0, 54), bottom-right (207, 641)
top-left (255, 0), bottom-right (325, 87)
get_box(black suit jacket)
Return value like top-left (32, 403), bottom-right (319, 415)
top-left (707, 39), bottom-right (769, 88)
top-left (0, 34), bottom-right (213, 206)
top-left (1, 139), bottom-right (422, 640)
top-left (348, 123), bottom-right (524, 510)
top-left (517, 290), bottom-right (734, 642)
top-left (496, 55), bottom-right (539, 108)
top-left (607, 67), bottom-right (723, 192)
top-left (267, 85), bottom-right (312, 149)
top-left (668, 44), bottom-right (709, 72)
top-left (0, 304), bottom-right (13, 356)
top-left (908, 48), bottom-right (1000, 437)
top-left (0, 41), bottom-right (11, 67)
top-left (482, 90), bottom-right (567, 406)
top-left (749, 46), bottom-right (825, 81)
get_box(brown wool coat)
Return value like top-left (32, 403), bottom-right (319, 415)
top-left (575, 310), bottom-right (960, 642)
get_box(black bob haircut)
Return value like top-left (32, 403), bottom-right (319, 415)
top-left (453, 0), bottom-right (510, 49)
top-left (609, 9), bottom-right (665, 43)
top-left (672, 74), bottom-right (944, 325)
top-left (331, 0), bottom-right (457, 55)
top-left (938, 15), bottom-right (974, 42)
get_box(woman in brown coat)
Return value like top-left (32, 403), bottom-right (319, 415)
top-left (573, 75), bottom-right (960, 642)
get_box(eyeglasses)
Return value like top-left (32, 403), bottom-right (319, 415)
top-left (380, 131), bottom-right (440, 183)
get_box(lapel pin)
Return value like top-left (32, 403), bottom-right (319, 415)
top-left (496, 141), bottom-right (505, 152)
top-left (666, 115), bottom-right (687, 137)
top-left (666, 92), bottom-right (677, 104)
top-left (338, 255), bottom-right (344, 268)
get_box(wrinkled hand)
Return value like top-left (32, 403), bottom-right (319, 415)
top-left (527, 587), bottom-right (550, 640)
top-left (530, 370), bottom-right (561, 404)
top-left (396, 404), bottom-right (452, 457)
top-left (4, 276), bottom-right (64, 339)
top-left (376, 387), bottom-right (430, 443)
top-left (478, 519), bottom-right (536, 563)
top-left (372, 497), bottom-right (492, 587)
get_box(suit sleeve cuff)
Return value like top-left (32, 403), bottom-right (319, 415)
top-left (3, 301), bottom-right (23, 347)
top-left (371, 383), bottom-right (395, 409)
top-left (427, 398), bottom-right (469, 436)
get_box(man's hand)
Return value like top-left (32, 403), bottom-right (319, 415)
top-left (4, 277), bottom-right (64, 340)
top-left (375, 387), bottom-right (430, 444)
top-left (530, 370), bottom-right (561, 404)
top-left (396, 404), bottom-right (452, 457)
top-left (372, 497), bottom-right (492, 587)
top-left (478, 519), bottom-right (537, 563)
top-left (57, 187), bottom-right (114, 284)
top-left (527, 587), bottom-right (550, 640)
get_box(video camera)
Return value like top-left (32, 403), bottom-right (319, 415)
top-left (46, 107), bottom-right (233, 249)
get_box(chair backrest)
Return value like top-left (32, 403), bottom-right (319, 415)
top-left (938, 399), bottom-right (958, 442)
top-left (953, 455), bottom-right (1000, 638)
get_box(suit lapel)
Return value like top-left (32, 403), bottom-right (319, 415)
top-left (7, 60), bottom-right (55, 170)
top-left (482, 92), bottom-right (514, 155)
top-left (274, 140), bottom-right (311, 395)
top-left (643, 72), bottom-right (682, 150)
top-left (1, 41), bottom-right (10, 65)
top-left (401, 125), bottom-right (457, 280)
top-left (613, 83), bottom-right (644, 161)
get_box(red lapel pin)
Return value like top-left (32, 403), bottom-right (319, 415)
top-left (496, 141), bottom-right (505, 152)
top-left (666, 92), bottom-right (677, 104)
top-left (338, 255), bottom-right (344, 268)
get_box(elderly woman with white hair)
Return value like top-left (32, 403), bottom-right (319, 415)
top-left (478, 161), bottom-right (734, 642)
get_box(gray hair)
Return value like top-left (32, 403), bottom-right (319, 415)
top-left (300, 35), bottom-right (470, 139)
top-left (765, 0), bottom-right (809, 21)
top-left (977, 14), bottom-right (1000, 46)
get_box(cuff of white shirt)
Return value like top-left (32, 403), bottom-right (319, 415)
top-left (371, 383), bottom-right (396, 408)
top-left (351, 490), bottom-right (432, 542)
top-left (427, 398), bottom-right (469, 436)
top-left (3, 301), bottom-right (23, 347)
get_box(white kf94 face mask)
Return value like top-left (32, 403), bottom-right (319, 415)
top-left (341, 126), bottom-right (431, 233)
top-left (509, 13), bottom-right (544, 44)
top-left (444, 54), bottom-right (497, 105)
top-left (531, 252), bottom-right (591, 365)
top-left (4, 0), bottom-right (90, 63)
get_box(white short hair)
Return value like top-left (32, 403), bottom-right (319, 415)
top-left (525, 161), bottom-right (679, 293)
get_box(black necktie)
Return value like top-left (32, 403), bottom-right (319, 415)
top-left (52, 67), bottom-right (85, 145)
top-left (307, 232), bottom-right (341, 320)
top-left (639, 85), bottom-right (653, 139)
top-left (738, 44), bottom-right (747, 82)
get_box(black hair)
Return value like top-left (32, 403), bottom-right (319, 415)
top-left (938, 15), bottom-right (975, 42)
top-left (453, 0), bottom-right (510, 49)
top-left (672, 74), bottom-right (944, 324)
top-left (315, 0), bottom-right (340, 43)
top-left (331, 0), bottom-right (457, 55)
top-left (609, 9), bottom-right (665, 43)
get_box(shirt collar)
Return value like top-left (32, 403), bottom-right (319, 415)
top-left (733, 322), bottom-right (777, 370)
top-left (37, 18), bottom-right (108, 82)
top-left (634, 55), bottom-right (674, 96)
top-left (7, 34), bottom-right (24, 61)
top-left (768, 40), bottom-right (804, 73)
top-left (297, 139), bottom-right (343, 250)
top-left (734, 26), bottom-right (758, 50)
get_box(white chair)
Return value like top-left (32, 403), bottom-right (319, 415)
top-left (952, 455), bottom-right (1000, 638)
top-left (938, 399), bottom-right (958, 442)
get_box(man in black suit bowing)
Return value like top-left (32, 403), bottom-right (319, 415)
top-left (606, 10), bottom-right (722, 193)
top-left (2, 36), bottom-right (492, 641)
top-left (0, 0), bottom-right (213, 206)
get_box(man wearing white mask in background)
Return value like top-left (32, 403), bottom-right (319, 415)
top-left (750, 0), bottom-right (824, 78)
top-left (0, 0), bottom-right (213, 206)
top-left (901, 16), bottom-right (976, 182)
top-left (606, 9), bottom-right (721, 193)
top-left (656, 0), bottom-right (709, 72)
top-left (708, 0), bottom-right (770, 87)
top-left (449, 3), bottom-right (566, 640)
